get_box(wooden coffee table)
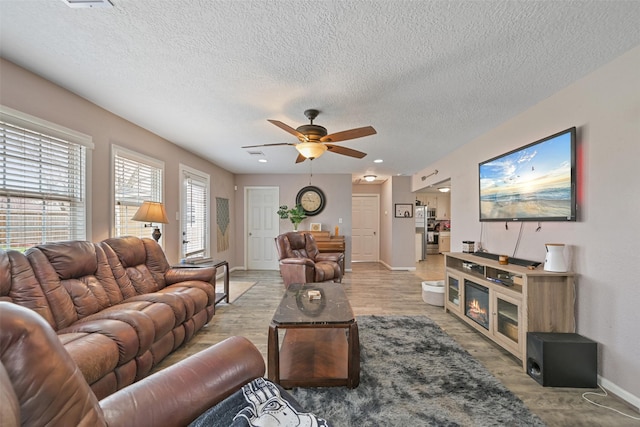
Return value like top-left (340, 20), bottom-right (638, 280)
top-left (267, 282), bottom-right (360, 389)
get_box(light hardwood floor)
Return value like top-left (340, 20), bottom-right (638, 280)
top-left (157, 256), bottom-right (639, 426)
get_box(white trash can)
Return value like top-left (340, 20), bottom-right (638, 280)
top-left (422, 280), bottom-right (445, 306)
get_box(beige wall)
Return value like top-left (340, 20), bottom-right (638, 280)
top-left (0, 58), bottom-right (235, 265)
top-left (414, 45), bottom-right (640, 404)
top-left (234, 173), bottom-right (353, 270)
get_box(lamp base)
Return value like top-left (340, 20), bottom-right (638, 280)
top-left (151, 227), bottom-right (162, 242)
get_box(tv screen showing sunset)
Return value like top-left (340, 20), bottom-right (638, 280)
top-left (479, 129), bottom-right (575, 221)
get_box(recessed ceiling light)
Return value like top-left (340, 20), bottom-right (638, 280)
top-left (258, 159), bottom-right (267, 163)
top-left (374, 159), bottom-right (383, 163)
top-left (61, 0), bottom-right (113, 8)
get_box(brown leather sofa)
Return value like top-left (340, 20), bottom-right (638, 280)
top-left (275, 232), bottom-right (344, 288)
top-left (0, 302), bottom-right (265, 427)
top-left (0, 236), bottom-right (217, 400)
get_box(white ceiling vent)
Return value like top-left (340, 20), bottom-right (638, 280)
top-left (246, 150), bottom-right (265, 156)
top-left (61, 0), bottom-right (113, 8)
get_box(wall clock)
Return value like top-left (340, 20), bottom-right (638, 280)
top-left (296, 186), bottom-right (325, 216)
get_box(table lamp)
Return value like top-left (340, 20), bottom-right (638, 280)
top-left (132, 201), bottom-right (169, 242)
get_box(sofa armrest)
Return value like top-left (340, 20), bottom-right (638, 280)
top-left (279, 257), bottom-right (315, 267)
top-left (316, 252), bottom-right (344, 263)
top-left (164, 266), bottom-right (216, 285)
top-left (100, 336), bottom-right (265, 427)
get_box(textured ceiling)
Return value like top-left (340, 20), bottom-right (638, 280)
top-left (1, 1), bottom-right (640, 181)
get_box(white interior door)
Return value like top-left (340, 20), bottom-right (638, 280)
top-left (352, 194), bottom-right (380, 262)
top-left (246, 187), bottom-right (279, 270)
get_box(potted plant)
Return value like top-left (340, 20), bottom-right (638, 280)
top-left (277, 204), bottom-right (306, 230)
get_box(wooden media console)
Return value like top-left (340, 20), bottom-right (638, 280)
top-left (444, 252), bottom-right (575, 371)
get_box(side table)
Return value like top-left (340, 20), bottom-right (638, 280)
top-left (172, 259), bottom-right (230, 305)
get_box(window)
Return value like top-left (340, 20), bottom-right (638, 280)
top-left (113, 146), bottom-right (164, 239)
top-left (180, 165), bottom-right (209, 258)
top-left (0, 106), bottom-right (93, 251)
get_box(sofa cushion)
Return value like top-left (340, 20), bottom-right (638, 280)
top-left (58, 332), bottom-right (120, 385)
top-left (25, 243), bottom-right (126, 328)
top-left (102, 236), bottom-right (147, 269)
top-left (35, 241), bottom-right (97, 280)
top-left (1, 250), bottom-right (58, 328)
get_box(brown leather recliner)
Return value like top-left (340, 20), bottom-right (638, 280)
top-left (0, 302), bottom-right (265, 427)
top-left (275, 232), bottom-right (344, 288)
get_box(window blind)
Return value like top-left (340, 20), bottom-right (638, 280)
top-left (113, 147), bottom-right (163, 239)
top-left (0, 116), bottom-right (88, 250)
top-left (181, 168), bottom-right (208, 258)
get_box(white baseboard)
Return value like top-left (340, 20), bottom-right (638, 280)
top-left (599, 376), bottom-right (640, 412)
top-left (379, 260), bottom-right (416, 271)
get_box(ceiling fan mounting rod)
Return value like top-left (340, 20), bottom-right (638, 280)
top-left (304, 109), bottom-right (320, 124)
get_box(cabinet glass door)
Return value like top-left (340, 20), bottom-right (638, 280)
top-left (495, 295), bottom-right (519, 346)
top-left (448, 275), bottom-right (460, 307)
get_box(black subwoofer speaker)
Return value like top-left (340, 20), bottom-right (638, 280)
top-left (526, 332), bottom-right (597, 388)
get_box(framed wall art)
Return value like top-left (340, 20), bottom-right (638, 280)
top-left (395, 203), bottom-right (413, 218)
top-left (310, 223), bottom-right (322, 232)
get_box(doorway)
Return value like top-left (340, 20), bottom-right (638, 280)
top-left (351, 194), bottom-right (380, 262)
top-left (415, 178), bottom-right (451, 264)
top-left (245, 186), bottom-right (279, 270)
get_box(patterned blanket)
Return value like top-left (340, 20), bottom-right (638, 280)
top-left (189, 378), bottom-right (332, 427)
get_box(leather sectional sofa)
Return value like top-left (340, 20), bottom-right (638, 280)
top-left (0, 236), bottom-right (218, 399)
top-left (1, 302), bottom-right (265, 427)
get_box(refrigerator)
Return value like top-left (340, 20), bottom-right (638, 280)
top-left (415, 206), bottom-right (436, 260)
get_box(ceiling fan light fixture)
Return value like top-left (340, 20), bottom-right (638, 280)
top-left (438, 187), bottom-right (451, 193)
top-left (364, 175), bottom-right (377, 182)
top-left (295, 142), bottom-right (327, 159)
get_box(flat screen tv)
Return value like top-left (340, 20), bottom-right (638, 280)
top-left (479, 127), bottom-right (576, 222)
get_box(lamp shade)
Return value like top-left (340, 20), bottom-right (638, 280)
top-left (132, 201), bottom-right (169, 224)
top-left (295, 142), bottom-right (328, 159)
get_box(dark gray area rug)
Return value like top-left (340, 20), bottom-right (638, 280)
top-left (290, 315), bottom-right (546, 427)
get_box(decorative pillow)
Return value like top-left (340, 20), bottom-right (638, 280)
top-left (189, 378), bottom-right (331, 427)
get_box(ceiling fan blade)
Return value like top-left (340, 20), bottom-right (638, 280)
top-left (321, 126), bottom-right (376, 143)
top-left (241, 142), bottom-right (294, 148)
top-left (295, 153), bottom-right (307, 163)
top-left (326, 144), bottom-right (367, 159)
top-left (268, 119), bottom-right (304, 139)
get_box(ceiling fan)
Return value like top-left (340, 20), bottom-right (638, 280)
top-left (242, 109), bottom-right (376, 163)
